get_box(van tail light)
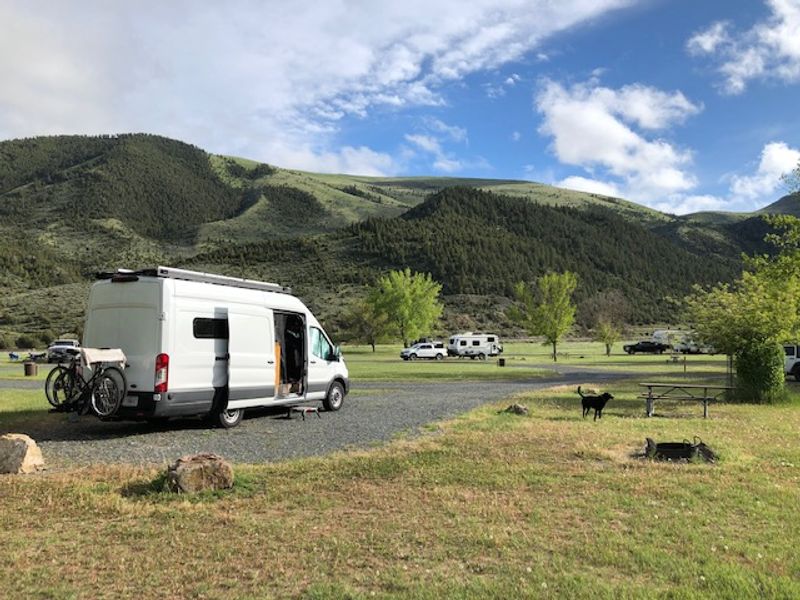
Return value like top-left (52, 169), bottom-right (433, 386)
top-left (154, 353), bottom-right (169, 393)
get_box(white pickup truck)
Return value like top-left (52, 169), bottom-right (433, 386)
top-left (784, 344), bottom-right (800, 380)
top-left (400, 342), bottom-right (446, 361)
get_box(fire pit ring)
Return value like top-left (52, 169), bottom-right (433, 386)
top-left (645, 437), bottom-right (716, 463)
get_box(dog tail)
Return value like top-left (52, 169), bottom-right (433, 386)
top-left (577, 385), bottom-right (584, 398)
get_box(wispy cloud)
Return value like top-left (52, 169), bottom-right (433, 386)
top-left (687, 0), bottom-right (800, 94)
top-left (0, 0), bottom-right (633, 175)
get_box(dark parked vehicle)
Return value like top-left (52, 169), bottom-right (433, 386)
top-left (623, 341), bottom-right (671, 354)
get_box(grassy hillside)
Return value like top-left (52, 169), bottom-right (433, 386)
top-left (0, 133), bottom-right (786, 341)
top-left (188, 188), bottom-right (738, 329)
top-left (758, 192), bottom-right (800, 217)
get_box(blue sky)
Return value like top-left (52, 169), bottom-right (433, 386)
top-left (1, 0), bottom-right (799, 214)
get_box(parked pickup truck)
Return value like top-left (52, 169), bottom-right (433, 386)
top-left (784, 344), bottom-right (800, 381)
top-left (400, 342), bottom-right (446, 361)
top-left (47, 339), bottom-right (81, 363)
top-left (623, 341), bottom-right (671, 354)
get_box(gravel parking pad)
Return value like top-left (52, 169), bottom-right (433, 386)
top-left (5, 369), bottom-right (623, 466)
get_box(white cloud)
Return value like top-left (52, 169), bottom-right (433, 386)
top-left (687, 0), bottom-right (800, 94)
top-left (687, 21), bottom-right (730, 55)
top-left (511, 131), bottom-right (521, 142)
top-left (0, 0), bottom-right (634, 174)
top-left (423, 118), bottom-right (468, 143)
top-left (405, 123), bottom-right (479, 173)
top-left (405, 134), bottom-right (443, 155)
top-left (535, 78), bottom-right (701, 203)
top-left (652, 194), bottom-right (728, 215)
top-left (730, 141), bottom-right (800, 200)
top-left (558, 176), bottom-right (621, 197)
top-left (649, 141), bottom-right (800, 214)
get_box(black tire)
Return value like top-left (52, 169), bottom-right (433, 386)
top-left (45, 365), bottom-right (70, 407)
top-left (90, 366), bottom-right (127, 418)
top-left (214, 407), bottom-right (243, 428)
top-left (409, 354), bottom-right (417, 361)
top-left (54, 369), bottom-right (81, 406)
top-left (794, 372), bottom-right (800, 382)
top-left (478, 353), bottom-right (486, 360)
top-left (435, 353), bottom-right (444, 360)
top-left (323, 380), bottom-right (345, 411)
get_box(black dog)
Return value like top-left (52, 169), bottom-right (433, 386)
top-left (577, 386), bottom-right (614, 421)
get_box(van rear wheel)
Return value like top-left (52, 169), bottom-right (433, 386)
top-left (214, 408), bottom-right (242, 428)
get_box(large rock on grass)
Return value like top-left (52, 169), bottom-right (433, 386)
top-left (166, 452), bottom-right (234, 493)
top-left (0, 433), bottom-right (45, 474)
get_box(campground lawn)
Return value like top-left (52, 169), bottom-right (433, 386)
top-left (2, 371), bottom-right (799, 598)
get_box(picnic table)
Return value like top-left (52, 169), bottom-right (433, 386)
top-left (639, 382), bottom-right (734, 419)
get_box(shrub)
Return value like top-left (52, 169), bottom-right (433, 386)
top-left (15, 334), bottom-right (37, 349)
top-left (40, 331), bottom-right (54, 346)
top-left (734, 342), bottom-right (786, 403)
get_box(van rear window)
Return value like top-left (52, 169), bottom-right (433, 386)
top-left (193, 318), bottom-right (229, 339)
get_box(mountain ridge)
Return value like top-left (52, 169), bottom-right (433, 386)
top-left (0, 133), bottom-right (790, 341)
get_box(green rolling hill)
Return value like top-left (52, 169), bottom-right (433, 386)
top-left (0, 133), bottom-right (790, 343)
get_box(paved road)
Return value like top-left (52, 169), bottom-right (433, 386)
top-left (2, 367), bottom-right (624, 466)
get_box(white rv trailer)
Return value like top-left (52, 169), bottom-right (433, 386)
top-left (82, 266), bottom-right (349, 427)
top-left (447, 332), bottom-right (503, 359)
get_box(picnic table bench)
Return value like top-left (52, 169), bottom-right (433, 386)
top-left (639, 382), bottom-right (734, 419)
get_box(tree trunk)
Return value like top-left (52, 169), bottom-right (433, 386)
top-left (605, 343), bottom-right (611, 357)
top-left (552, 341), bottom-right (557, 362)
top-left (370, 341), bottom-right (376, 352)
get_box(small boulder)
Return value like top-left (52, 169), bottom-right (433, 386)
top-left (0, 434), bottom-right (45, 474)
top-left (498, 403), bottom-right (529, 416)
top-left (166, 452), bottom-right (234, 493)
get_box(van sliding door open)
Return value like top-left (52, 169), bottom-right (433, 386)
top-left (274, 312), bottom-right (306, 398)
top-left (226, 308), bottom-right (276, 410)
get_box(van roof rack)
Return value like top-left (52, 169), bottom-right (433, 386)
top-left (96, 266), bottom-right (291, 294)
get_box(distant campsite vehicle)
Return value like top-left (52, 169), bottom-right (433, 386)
top-left (82, 266), bottom-right (348, 428)
top-left (400, 341), bottom-right (446, 361)
top-left (447, 332), bottom-right (503, 360)
top-left (623, 340), bottom-right (670, 354)
top-left (784, 344), bottom-right (800, 381)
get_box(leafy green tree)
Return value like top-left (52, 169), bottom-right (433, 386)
top-left (583, 289), bottom-right (630, 356)
top-left (686, 215), bottom-right (800, 402)
top-left (780, 159), bottom-right (800, 194)
top-left (344, 300), bottom-right (390, 352)
top-left (509, 271), bottom-right (578, 362)
top-left (368, 268), bottom-right (443, 347)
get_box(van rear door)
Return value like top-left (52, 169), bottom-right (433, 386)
top-left (227, 307), bottom-right (276, 409)
top-left (83, 281), bottom-right (161, 396)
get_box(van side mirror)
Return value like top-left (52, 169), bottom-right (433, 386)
top-left (328, 346), bottom-right (342, 362)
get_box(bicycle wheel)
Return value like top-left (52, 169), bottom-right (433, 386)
top-left (90, 366), bottom-right (127, 418)
top-left (54, 369), bottom-right (82, 406)
top-left (45, 365), bottom-right (69, 407)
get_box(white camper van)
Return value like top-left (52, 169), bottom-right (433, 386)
top-left (447, 332), bottom-right (503, 359)
top-left (82, 267), bottom-right (349, 427)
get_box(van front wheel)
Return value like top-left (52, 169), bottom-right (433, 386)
top-left (323, 381), bottom-right (345, 411)
top-left (215, 408), bottom-right (242, 428)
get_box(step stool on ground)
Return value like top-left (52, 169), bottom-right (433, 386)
top-left (287, 406), bottom-right (321, 420)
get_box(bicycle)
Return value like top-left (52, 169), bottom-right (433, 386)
top-left (46, 349), bottom-right (127, 418)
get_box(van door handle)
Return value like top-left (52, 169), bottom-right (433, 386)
top-left (267, 360), bottom-right (274, 365)
top-left (310, 360), bottom-right (317, 364)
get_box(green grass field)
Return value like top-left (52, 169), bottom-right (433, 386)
top-left (2, 341), bottom-right (798, 598)
top-left (2, 378), bottom-right (799, 598)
